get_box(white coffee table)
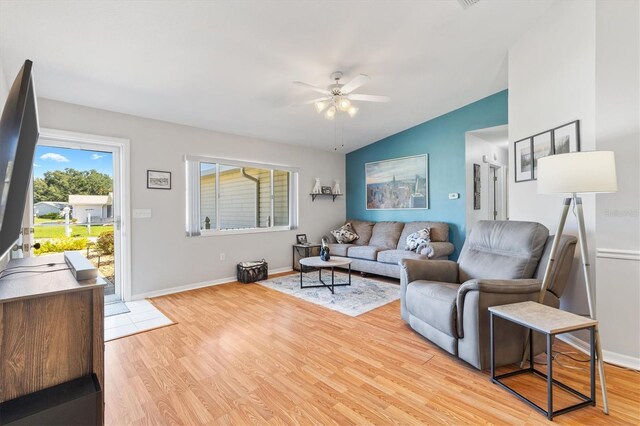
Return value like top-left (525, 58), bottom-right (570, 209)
top-left (298, 256), bottom-right (352, 294)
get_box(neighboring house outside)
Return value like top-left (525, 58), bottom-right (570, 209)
top-left (34, 201), bottom-right (68, 217)
top-left (68, 193), bottom-right (113, 223)
top-left (199, 166), bottom-right (289, 231)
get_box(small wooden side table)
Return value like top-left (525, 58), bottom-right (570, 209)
top-left (489, 301), bottom-right (598, 421)
top-left (292, 243), bottom-right (321, 272)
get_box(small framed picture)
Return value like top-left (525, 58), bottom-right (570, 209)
top-left (532, 131), bottom-right (553, 179)
top-left (321, 186), bottom-right (332, 195)
top-left (296, 234), bottom-right (308, 244)
top-left (552, 120), bottom-right (580, 154)
top-left (514, 138), bottom-right (534, 183)
top-left (147, 170), bottom-right (171, 190)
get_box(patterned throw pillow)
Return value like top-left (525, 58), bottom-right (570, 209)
top-left (405, 228), bottom-right (431, 252)
top-left (331, 222), bottom-right (359, 244)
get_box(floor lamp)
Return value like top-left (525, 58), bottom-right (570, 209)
top-left (534, 151), bottom-right (617, 414)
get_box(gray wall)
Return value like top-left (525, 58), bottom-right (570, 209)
top-left (508, 0), bottom-right (596, 325)
top-left (0, 56), bottom-right (10, 270)
top-left (594, 0), bottom-right (640, 367)
top-left (37, 98), bottom-right (346, 298)
top-left (509, 0), bottom-right (640, 367)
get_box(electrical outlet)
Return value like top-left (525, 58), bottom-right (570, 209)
top-left (219, 253), bottom-right (226, 261)
top-left (448, 193), bottom-right (460, 200)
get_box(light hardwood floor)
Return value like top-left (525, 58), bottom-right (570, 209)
top-left (105, 274), bottom-right (640, 425)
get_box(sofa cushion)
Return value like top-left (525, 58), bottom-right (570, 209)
top-left (347, 246), bottom-right (383, 261)
top-left (458, 220), bottom-right (549, 282)
top-left (397, 222), bottom-right (449, 249)
top-left (377, 249), bottom-right (428, 265)
top-left (326, 243), bottom-right (354, 257)
top-left (369, 222), bottom-right (404, 250)
top-left (406, 281), bottom-right (460, 338)
top-left (330, 222), bottom-right (359, 244)
top-left (348, 220), bottom-right (376, 246)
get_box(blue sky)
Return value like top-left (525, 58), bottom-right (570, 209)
top-left (34, 146), bottom-right (113, 178)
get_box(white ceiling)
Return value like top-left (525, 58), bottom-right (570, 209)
top-left (469, 124), bottom-right (509, 148)
top-left (0, 0), bottom-right (556, 153)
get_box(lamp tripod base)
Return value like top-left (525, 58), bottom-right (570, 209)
top-left (520, 195), bottom-right (609, 414)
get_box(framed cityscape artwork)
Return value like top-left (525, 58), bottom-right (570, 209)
top-left (365, 154), bottom-right (428, 210)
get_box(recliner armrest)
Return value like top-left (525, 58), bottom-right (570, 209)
top-left (400, 259), bottom-right (459, 284)
top-left (399, 259), bottom-right (459, 322)
top-left (456, 279), bottom-right (541, 338)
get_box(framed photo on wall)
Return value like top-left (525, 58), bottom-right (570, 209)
top-left (514, 138), bottom-right (533, 182)
top-left (147, 170), bottom-right (171, 190)
top-left (532, 131), bottom-right (553, 179)
top-left (552, 120), bottom-right (580, 154)
top-left (365, 154), bottom-right (428, 210)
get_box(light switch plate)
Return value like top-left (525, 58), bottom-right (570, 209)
top-left (133, 209), bottom-right (152, 219)
top-left (448, 193), bottom-right (460, 199)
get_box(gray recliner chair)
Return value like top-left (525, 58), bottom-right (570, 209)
top-left (400, 220), bottom-right (577, 370)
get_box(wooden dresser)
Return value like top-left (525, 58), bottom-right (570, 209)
top-left (0, 254), bottom-right (105, 424)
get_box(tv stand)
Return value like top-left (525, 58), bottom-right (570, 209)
top-left (0, 254), bottom-right (106, 425)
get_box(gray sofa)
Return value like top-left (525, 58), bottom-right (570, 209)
top-left (400, 220), bottom-right (577, 370)
top-left (324, 220), bottom-right (455, 279)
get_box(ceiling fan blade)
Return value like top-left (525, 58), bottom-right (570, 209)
top-left (348, 94), bottom-right (391, 103)
top-left (340, 74), bottom-right (370, 94)
top-left (292, 81), bottom-right (330, 95)
top-left (305, 96), bottom-right (331, 105)
top-left (291, 97), bottom-right (331, 107)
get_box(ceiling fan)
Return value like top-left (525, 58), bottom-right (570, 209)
top-left (293, 71), bottom-right (390, 120)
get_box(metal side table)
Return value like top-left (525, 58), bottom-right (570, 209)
top-left (292, 243), bottom-right (321, 272)
top-left (489, 301), bottom-right (598, 421)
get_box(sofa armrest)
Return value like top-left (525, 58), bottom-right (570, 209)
top-left (428, 242), bottom-right (455, 259)
top-left (322, 233), bottom-right (337, 244)
top-left (400, 259), bottom-right (459, 284)
top-left (456, 279), bottom-right (541, 339)
top-left (399, 259), bottom-right (459, 322)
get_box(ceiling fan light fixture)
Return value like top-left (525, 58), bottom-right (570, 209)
top-left (294, 71), bottom-right (388, 121)
top-left (315, 101), bottom-right (328, 113)
top-left (325, 106), bottom-right (336, 120)
top-left (336, 96), bottom-right (351, 112)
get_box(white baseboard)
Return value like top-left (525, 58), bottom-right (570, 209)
top-left (557, 334), bottom-right (640, 371)
top-left (131, 267), bottom-right (293, 300)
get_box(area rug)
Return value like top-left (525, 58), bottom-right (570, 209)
top-left (104, 301), bottom-right (130, 317)
top-left (257, 272), bottom-right (399, 317)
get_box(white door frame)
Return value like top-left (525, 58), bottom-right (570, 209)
top-left (38, 128), bottom-right (132, 301)
top-left (487, 164), bottom-right (508, 221)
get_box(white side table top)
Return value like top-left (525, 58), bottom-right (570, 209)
top-left (299, 256), bottom-right (352, 268)
top-left (489, 301), bottom-right (597, 334)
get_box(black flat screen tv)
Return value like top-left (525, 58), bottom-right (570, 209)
top-left (0, 60), bottom-right (39, 259)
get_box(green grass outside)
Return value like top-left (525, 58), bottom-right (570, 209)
top-left (34, 224), bottom-right (113, 239)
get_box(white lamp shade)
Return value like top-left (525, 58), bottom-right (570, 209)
top-left (537, 151), bottom-right (617, 194)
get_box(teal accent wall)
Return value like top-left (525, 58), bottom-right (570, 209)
top-left (346, 90), bottom-right (508, 259)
